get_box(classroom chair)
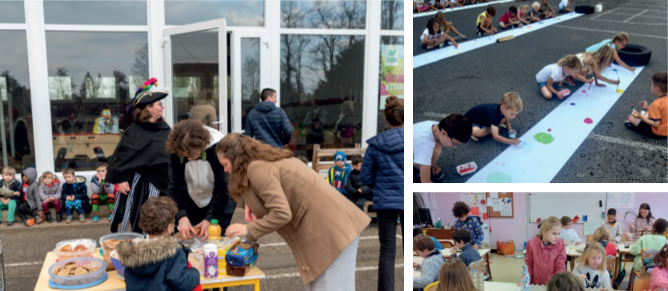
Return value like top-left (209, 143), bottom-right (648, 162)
top-left (629, 249), bottom-right (659, 291)
top-left (607, 255), bottom-right (619, 282)
top-left (468, 258), bottom-right (485, 291)
top-left (424, 281), bottom-right (439, 291)
top-left (632, 277), bottom-right (651, 291)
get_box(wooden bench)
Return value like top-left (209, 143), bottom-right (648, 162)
top-left (311, 144), bottom-right (375, 218)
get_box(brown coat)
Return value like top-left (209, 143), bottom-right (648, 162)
top-left (240, 158), bottom-right (370, 284)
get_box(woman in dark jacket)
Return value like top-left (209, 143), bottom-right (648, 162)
top-left (360, 96), bottom-right (404, 291)
top-left (107, 80), bottom-right (171, 233)
top-left (166, 120), bottom-right (236, 241)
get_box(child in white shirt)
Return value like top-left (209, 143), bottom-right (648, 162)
top-left (560, 216), bottom-right (582, 245)
top-left (602, 208), bottom-right (623, 242)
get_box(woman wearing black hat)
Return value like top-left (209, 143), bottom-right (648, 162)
top-left (106, 82), bottom-right (171, 233)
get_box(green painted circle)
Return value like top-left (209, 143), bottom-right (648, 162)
top-left (533, 132), bottom-right (555, 145)
top-left (486, 171), bottom-right (512, 183)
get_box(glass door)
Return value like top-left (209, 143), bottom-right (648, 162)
top-left (163, 19), bottom-right (228, 133)
top-left (230, 31), bottom-right (268, 134)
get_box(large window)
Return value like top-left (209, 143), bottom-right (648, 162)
top-left (381, 0), bottom-right (403, 30)
top-left (43, 0), bottom-right (147, 25)
top-left (281, 0), bottom-right (366, 29)
top-left (165, 1), bottom-right (264, 26)
top-left (378, 36), bottom-right (404, 133)
top-left (0, 31), bottom-right (34, 173)
top-left (46, 31), bottom-right (148, 171)
top-left (0, 1), bottom-right (25, 23)
top-left (280, 34), bottom-right (365, 159)
top-left (240, 38), bottom-right (261, 129)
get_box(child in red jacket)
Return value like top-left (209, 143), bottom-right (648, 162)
top-left (525, 216), bottom-right (566, 284)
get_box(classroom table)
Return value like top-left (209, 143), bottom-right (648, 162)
top-left (413, 247), bottom-right (492, 279)
top-left (34, 249), bottom-right (265, 291)
top-left (482, 282), bottom-right (606, 290)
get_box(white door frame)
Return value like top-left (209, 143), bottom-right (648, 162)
top-left (163, 18), bottom-right (228, 133)
top-left (229, 30), bottom-right (270, 133)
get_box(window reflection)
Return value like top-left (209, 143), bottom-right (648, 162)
top-left (0, 31), bottom-right (34, 173)
top-left (281, 0), bottom-right (366, 29)
top-left (0, 1), bottom-right (25, 23)
top-left (280, 34), bottom-right (365, 159)
top-left (241, 38), bottom-right (261, 129)
top-left (165, 1), bottom-right (264, 26)
top-left (43, 0), bottom-right (146, 25)
top-left (378, 36), bottom-right (404, 133)
top-left (46, 32), bottom-right (148, 171)
top-left (381, 0), bottom-right (403, 30)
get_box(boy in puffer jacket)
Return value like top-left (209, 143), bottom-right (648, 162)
top-left (117, 196), bottom-right (201, 291)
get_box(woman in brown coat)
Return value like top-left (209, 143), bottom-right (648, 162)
top-left (217, 133), bottom-right (370, 289)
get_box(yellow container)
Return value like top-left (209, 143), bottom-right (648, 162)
top-left (217, 248), bottom-right (227, 272)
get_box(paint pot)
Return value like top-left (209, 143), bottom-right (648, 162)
top-left (456, 162), bottom-right (478, 176)
top-left (508, 129), bottom-right (517, 139)
top-left (559, 89), bottom-right (571, 97)
top-left (595, 2), bottom-right (603, 13)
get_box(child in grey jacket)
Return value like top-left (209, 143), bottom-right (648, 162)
top-left (38, 171), bottom-right (62, 222)
top-left (413, 234), bottom-right (446, 289)
top-left (21, 168), bottom-right (44, 225)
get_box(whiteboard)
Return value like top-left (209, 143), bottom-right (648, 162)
top-left (529, 193), bottom-right (607, 227)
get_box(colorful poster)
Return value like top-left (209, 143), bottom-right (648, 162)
top-left (379, 44), bottom-right (403, 110)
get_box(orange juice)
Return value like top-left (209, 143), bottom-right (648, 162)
top-left (208, 219), bottom-right (222, 242)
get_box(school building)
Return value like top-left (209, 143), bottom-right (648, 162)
top-left (0, 0), bottom-right (404, 177)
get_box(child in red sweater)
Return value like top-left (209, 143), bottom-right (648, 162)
top-left (525, 216), bottom-right (566, 284)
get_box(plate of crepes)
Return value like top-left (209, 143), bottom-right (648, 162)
top-left (48, 257), bottom-right (107, 289)
top-left (54, 239), bottom-right (97, 261)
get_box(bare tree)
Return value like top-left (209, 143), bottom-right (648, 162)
top-left (241, 56), bottom-right (260, 101)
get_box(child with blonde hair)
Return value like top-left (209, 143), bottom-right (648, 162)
top-left (517, 4), bottom-right (532, 25)
top-left (587, 32), bottom-right (636, 72)
top-left (0, 167), bottom-right (22, 226)
top-left (547, 272), bottom-right (586, 291)
top-left (591, 226), bottom-right (617, 256)
top-left (39, 171), bottom-right (62, 222)
top-left (435, 12), bottom-right (466, 41)
top-left (651, 244), bottom-right (668, 290)
top-left (525, 216), bottom-right (566, 284)
top-left (528, 2), bottom-right (541, 22)
top-left (435, 258), bottom-right (476, 291)
top-left (576, 45), bottom-right (620, 87)
top-left (536, 55), bottom-right (592, 100)
top-left (465, 92), bottom-right (523, 145)
top-left (572, 243), bottom-right (611, 288)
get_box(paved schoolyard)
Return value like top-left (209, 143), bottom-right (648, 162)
top-left (413, 0), bottom-right (668, 183)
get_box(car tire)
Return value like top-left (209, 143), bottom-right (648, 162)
top-left (575, 5), bottom-right (595, 14)
top-left (616, 44), bottom-right (652, 67)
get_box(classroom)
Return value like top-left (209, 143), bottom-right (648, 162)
top-left (412, 192), bottom-right (668, 290)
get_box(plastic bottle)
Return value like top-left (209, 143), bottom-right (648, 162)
top-left (208, 219), bottom-right (222, 243)
top-left (520, 265), bottom-right (530, 291)
top-left (436, 217), bottom-right (442, 228)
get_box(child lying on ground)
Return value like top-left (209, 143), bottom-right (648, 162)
top-left (465, 92), bottom-right (522, 145)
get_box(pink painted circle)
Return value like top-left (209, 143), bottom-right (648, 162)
top-left (584, 117), bottom-right (593, 124)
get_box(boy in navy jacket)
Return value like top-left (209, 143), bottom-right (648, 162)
top-left (61, 167), bottom-right (90, 223)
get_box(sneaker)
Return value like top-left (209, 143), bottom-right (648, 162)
top-left (79, 214), bottom-right (85, 223)
top-left (35, 214), bottom-right (44, 224)
top-left (56, 214), bottom-right (62, 223)
top-left (92, 215), bottom-right (99, 222)
top-left (459, 34), bottom-right (467, 40)
top-left (66, 215), bottom-right (72, 224)
top-left (45, 213), bottom-right (53, 223)
top-left (108, 214), bottom-right (113, 221)
top-left (25, 218), bottom-right (35, 227)
top-left (7, 221), bottom-right (14, 226)
top-left (470, 135), bottom-right (479, 141)
top-left (452, 35), bottom-right (461, 41)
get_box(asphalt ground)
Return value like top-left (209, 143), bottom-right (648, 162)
top-left (413, 0), bottom-right (668, 183)
top-left (0, 206), bottom-right (403, 291)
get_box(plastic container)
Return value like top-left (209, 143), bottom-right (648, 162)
top-left (99, 232), bottom-right (143, 256)
top-left (48, 257), bottom-right (107, 286)
top-left (216, 237), bottom-right (240, 272)
top-left (456, 162), bottom-right (478, 176)
top-left (559, 89), bottom-right (571, 97)
top-left (208, 219), bottom-right (222, 242)
top-left (110, 250), bottom-right (125, 278)
top-left (54, 239), bottom-right (97, 261)
top-left (203, 243), bottom-right (218, 278)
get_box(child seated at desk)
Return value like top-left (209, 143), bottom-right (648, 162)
top-left (413, 228), bottom-right (444, 251)
top-left (117, 197), bottom-right (202, 291)
top-left (630, 218), bottom-right (668, 273)
top-left (591, 226), bottom-right (617, 257)
top-left (450, 228), bottom-right (481, 266)
top-left (435, 258), bottom-right (476, 291)
top-left (413, 234), bottom-right (446, 289)
top-left (651, 244), bottom-right (668, 291)
top-left (559, 216), bottom-right (582, 245)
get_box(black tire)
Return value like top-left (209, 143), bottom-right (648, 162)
top-left (575, 5), bottom-right (595, 14)
top-left (616, 44), bottom-right (652, 67)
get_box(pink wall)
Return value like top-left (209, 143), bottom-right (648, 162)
top-left (420, 193), bottom-right (668, 250)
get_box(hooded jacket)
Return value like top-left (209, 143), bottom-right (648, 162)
top-left (360, 127), bottom-right (404, 210)
top-left (117, 237), bottom-right (200, 291)
top-left (243, 101), bottom-right (293, 148)
top-left (22, 168), bottom-right (41, 210)
top-left (168, 126), bottom-right (236, 226)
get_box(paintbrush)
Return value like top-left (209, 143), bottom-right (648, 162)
top-left (617, 77), bottom-right (620, 91)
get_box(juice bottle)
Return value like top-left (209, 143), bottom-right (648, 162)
top-left (208, 219), bottom-right (222, 242)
